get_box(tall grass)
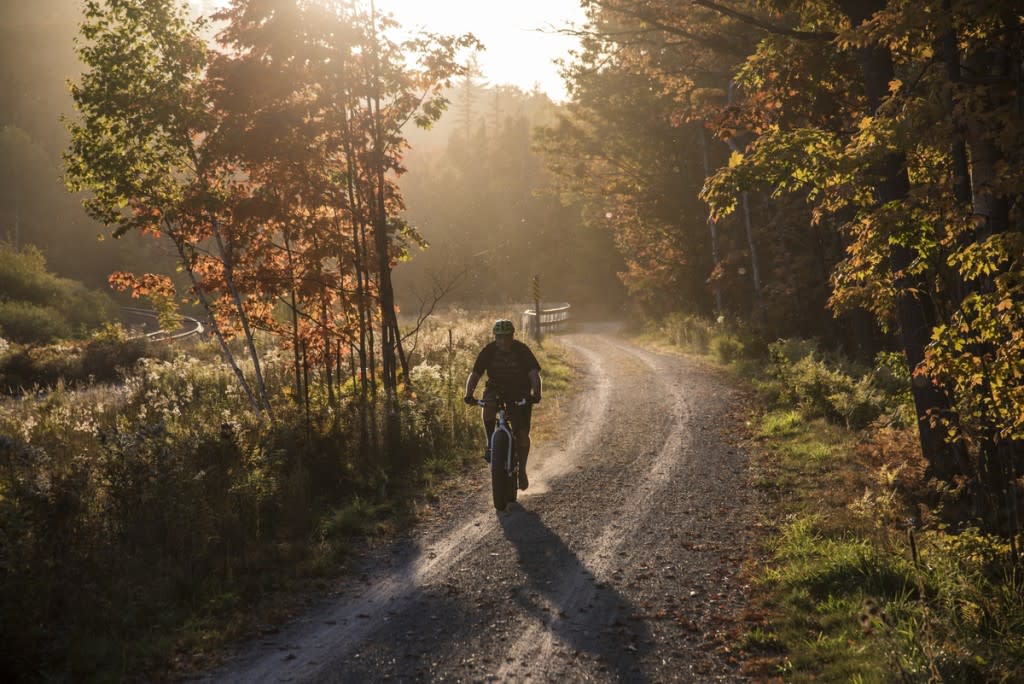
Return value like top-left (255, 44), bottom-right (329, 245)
top-left (0, 312), bottom-right (508, 680)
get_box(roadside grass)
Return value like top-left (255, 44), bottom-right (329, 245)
top-left (746, 411), bottom-right (910, 681)
top-left (534, 341), bottom-right (573, 395)
top-left (528, 338), bottom-right (575, 443)
top-left (643, 314), bottom-right (1024, 683)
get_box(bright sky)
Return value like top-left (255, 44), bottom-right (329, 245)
top-left (375, 0), bottom-right (585, 102)
top-left (189, 0), bottom-right (586, 102)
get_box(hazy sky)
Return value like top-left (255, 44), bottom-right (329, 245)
top-left (189, 0), bottom-right (586, 102)
top-left (374, 0), bottom-right (585, 101)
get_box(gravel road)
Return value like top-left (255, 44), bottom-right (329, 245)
top-left (201, 329), bottom-right (760, 682)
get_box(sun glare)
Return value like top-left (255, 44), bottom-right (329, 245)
top-left (375, 0), bottom-right (583, 101)
top-left (188, 0), bottom-right (583, 101)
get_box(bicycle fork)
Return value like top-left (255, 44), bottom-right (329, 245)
top-left (491, 412), bottom-right (516, 475)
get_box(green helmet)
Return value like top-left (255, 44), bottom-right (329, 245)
top-left (492, 319), bottom-right (515, 335)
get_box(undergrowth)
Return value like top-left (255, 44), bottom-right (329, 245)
top-left (647, 313), bottom-right (1024, 683)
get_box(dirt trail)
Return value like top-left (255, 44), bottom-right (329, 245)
top-left (200, 330), bottom-right (760, 682)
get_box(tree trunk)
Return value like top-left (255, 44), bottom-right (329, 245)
top-left (368, 0), bottom-right (403, 477)
top-left (211, 218), bottom-right (274, 420)
top-left (284, 231), bottom-right (303, 404)
top-left (738, 189), bottom-right (764, 323)
top-left (323, 294), bottom-right (335, 406)
top-left (943, 0), bottom-right (972, 209)
top-left (339, 98), bottom-right (373, 399)
top-left (699, 127), bottom-right (724, 319)
top-left (941, 0), bottom-right (973, 309)
top-left (961, 29), bottom-right (1021, 533)
top-left (171, 234), bottom-right (261, 416)
top-left (841, 0), bottom-right (967, 480)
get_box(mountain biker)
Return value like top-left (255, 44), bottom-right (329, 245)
top-left (463, 319), bottom-right (542, 490)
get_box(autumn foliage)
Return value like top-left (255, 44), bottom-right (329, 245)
top-left (66, 0), bottom-right (479, 421)
top-left (537, 0), bottom-right (1024, 536)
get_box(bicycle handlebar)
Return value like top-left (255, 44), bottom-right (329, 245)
top-left (467, 396), bottom-right (535, 407)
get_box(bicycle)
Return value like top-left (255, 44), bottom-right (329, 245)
top-left (474, 396), bottom-right (532, 511)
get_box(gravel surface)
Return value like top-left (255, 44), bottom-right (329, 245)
top-left (200, 329), bottom-right (762, 683)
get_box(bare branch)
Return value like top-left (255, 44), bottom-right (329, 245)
top-left (574, 2), bottom-right (754, 58)
top-left (690, 0), bottom-right (836, 41)
top-left (574, 0), bottom-right (835, 59)
top-left (402, 267), bottom-right (468, 363)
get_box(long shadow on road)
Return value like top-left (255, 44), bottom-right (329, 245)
top-left (324, 505), bottom-right (652, 683)
top-left (498, 505), bottom-right (652, 682)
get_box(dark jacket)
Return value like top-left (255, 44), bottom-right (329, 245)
top-left (472, 340), bottom-right (540, 399)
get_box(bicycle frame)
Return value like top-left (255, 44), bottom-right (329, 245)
top-left (491, 404), bottom-right (516, 476)
top-left (475, 396), bottom-right (530, 510)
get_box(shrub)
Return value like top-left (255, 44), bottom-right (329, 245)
top-left (872, 350), bottom-right (912, 394)
top-left (768, 337), bottom-right (820, 365)
top-left (81, 333), bottom-right (152, 382)
top-left (0, 300), bottom-right (71, 343)
top-left (828, 374), bottom-right (887, 430)
top-left (711, 333), bottom-right (744, 364)
top-left (57, 283), bottom-right (119, 332)
top-left (763, 339), bottom-right (896, 429)
top-left (0, 330), bottom-right (162, 394)
top-left (657, 312), bottom-right (714, 353)
top-left (0, 241), bottom-right (117, 344)
top-left (0, 344), bottom-right (83, 392)
top-left (0, 243), bottom-right (57, 303)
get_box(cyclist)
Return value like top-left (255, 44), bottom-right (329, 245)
top-left (464, 319), bottom-right (542, 490)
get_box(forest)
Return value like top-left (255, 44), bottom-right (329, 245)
top-left (2, 0), bottom-right (1024, 680)
top-left (535, 0), bottom-right (1024, 533)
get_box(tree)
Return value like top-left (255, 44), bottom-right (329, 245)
top-left (699, 0), bottom-right (1024, 530)
top-left (66, 0), bottom-right (479, 438)
top-left (66, 0), bottom-right (281, 418)
top-left (395, 83), bottom-right (626, 318)
top-left (538, 1), bottom-right (768, 319)
top-left (549, 0), bottom-right (1024, 532)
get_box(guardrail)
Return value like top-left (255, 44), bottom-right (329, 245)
top-left (121, 307), bottom-right (204, 341)
top-left (521, 302), bottom-right (571, 337)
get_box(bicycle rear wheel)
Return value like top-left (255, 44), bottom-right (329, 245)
top-left (490, 429), bottom-right (512, 510)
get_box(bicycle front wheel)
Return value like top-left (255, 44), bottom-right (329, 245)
top-left (490, 429), bottom-right (512, 511)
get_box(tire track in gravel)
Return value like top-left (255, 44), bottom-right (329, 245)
top-left (494, 335), bottom-right (693, 679)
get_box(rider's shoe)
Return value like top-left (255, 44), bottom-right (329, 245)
top-left (483, 447), bottom-right (491, 463)
top-left (518, 468), bottom-right (529, 490)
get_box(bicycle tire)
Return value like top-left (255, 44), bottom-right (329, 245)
top-left (507, 444), bottom-right (518, 503)
top-left (490, 429), bottom-right (512, 510)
